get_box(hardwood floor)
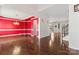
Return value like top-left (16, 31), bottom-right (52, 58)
top-left (0, 35), bottom-right (78, 55)
top-left (40, 36), bottom-right (79, 55)
top-left (0, 35), bottom-right (39, 55)
top-left (40, 36), bottom-right (69, 55)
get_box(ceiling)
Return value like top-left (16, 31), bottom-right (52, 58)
top-left (39, 4), bottom-right (69, 17)
top-left (0, 4), bottom-right (38, 14)
top-left (0, 4), bottom-right (69, 17)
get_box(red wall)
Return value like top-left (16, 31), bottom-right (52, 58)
top-left (0, 16), bottom-right (38, 36)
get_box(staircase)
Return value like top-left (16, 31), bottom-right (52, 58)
top-left (49, 20), bottom-right (69, 54)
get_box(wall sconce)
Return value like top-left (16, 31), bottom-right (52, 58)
top-left (74, 4), bottom-right (79, 12)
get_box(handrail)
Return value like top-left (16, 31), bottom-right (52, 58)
top-left (49, 21), bottom-right (68, 38)
top-left (62, 24), bottom-right (68, 37)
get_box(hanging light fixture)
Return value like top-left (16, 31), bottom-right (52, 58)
top-left (13, 20), bottom-right (20, 25)
top-left (13, 14), bottom-right (20, 25)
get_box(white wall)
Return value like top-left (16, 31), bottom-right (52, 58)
top-left (0, 6), bottom-right (2, 15)
top-left (38, 4), bottom-right (69, 38)
top-left (0, 7), bottom-right (30, 20)
top-left (38, 13), bottom-right (68, 38)
top-left (37, 13), bottom-right (50, 38)
top-left (69, 4), bottom-right (79, 50)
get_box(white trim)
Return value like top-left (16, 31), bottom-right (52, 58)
top-left (19, 21), bottom-right (33, 22)
top-left (69, 46), bottom-right (79, 50)
top-left (0, 33), bottom-right (33, 38)
top-left (38, 19), bottom-right (40, 39)
top-left (0, 17), bottom-right (38, 22)
top-left (38, 18), bottom-right (40, 53)
top-left (0, 29), bottom-right (33, 31)
top-left (1, 18), bottom-right (33, 22)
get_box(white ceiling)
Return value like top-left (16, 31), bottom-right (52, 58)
top-left (39, 4), bottom-right (69, 17)
top-left (0, 4), bottom-right (38, 14)
top-left (0, 4), bottom-right (54, 13)
top-left (38, 4), bottom-right (54, 11)
top-left (0, 4), bottom-right (69, 17)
